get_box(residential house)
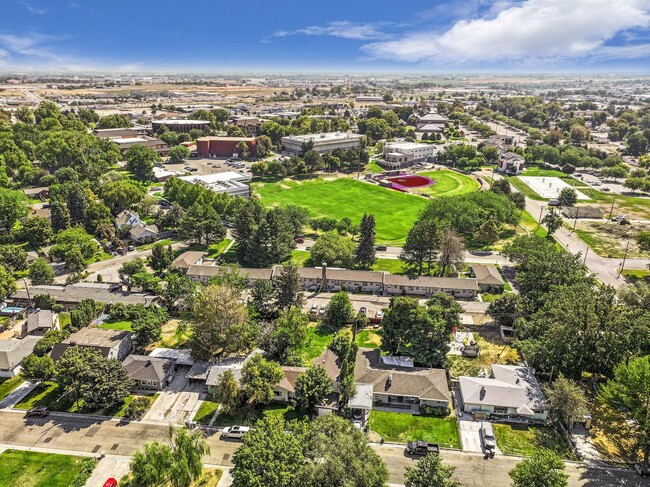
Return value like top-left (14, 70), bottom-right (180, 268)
top-left (497, 152), bottom-right (525, 174)
top-left (114, 210), bottom-right (161, 243)
top-left (10, 283), bottom-right (159, 310)
top-left (186, 264), bottom-right (479, 299)
top-left (21, 310), bottom-right (59, 338)
top-left (355, 348), bottom-right (452, 413)
top-left (122, 354), bottom-right (175, 390)
top-left (470, 264), bottom-right (505, 293)
top-left (204, 349), bottom-right (264, 394)
top-left (171, 251), bottom-right (208, 272)
top-left (51, 327), bottom-right (133, 361)
top-left (0, 336), bottom-right (42, 377)
top-left (458, 364), bottom-right (548, 422)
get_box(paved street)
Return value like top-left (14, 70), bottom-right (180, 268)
top-left (0, 410), bottom-right (644, 487)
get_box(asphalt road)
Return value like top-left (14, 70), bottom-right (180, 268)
top-left (0, 411), bottom-right (644, 487)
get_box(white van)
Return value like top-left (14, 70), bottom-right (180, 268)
top-left (480, 422), bottom-right (496, 451)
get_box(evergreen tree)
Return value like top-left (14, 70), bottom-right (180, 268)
top-left (275, 262), bottom-right (305, 311)
top-left (400, 218), bottom-right (439, 275)
top-left (248, 208), bottom-right (295, 267)
top-left (50, 199), bottom-right (71, 231)
top-left (477, 219), bottom-right (500, 246)
top-left (294, 366), bottom-right (333, 414)
top-left (150, 243), bottom-right (174, 272)
top-left (355, 213), bottom-right (377, 269)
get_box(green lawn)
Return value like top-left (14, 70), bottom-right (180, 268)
top-left (372, 258), bottom-right (406, 274)
top-left (289, 250), bottom-right (312, 267)
top-left (136, 238), bottom-right (175, 251)
top-left (98, 319), bottom-right (133, 331)
top-left (493, 423), bottom-right (574, 459)
top-left (213, 403), bottom-right (304, 427)
top-left (508, 177), bottom-right (545, 200)
top-left (0, 375), bottom-right (24, 402)
top-left (417, 170), bottom-right (480, 197)
top-left (112, 393), bottom-right (159, 418)
top-left (622, 269), bottom-right (650, 282)
top-left (253, 178), bottom-right (428, 244)
top-left (369, 410), bottom-right (461, 449)
top-left (0, 449), bottom-right (96, 487)
top-left (301, 324), bottom-right (336, 363)
top-left (15, 381), bottom-right (147, 417)
top-left (367, 162), bottom-right (384, 174)
top-left (356, 329), bottom-right (382, 349)
top-left (207, 238), bottom-right (232, 258)
top-left (195, 399), bottom-right (220, 425)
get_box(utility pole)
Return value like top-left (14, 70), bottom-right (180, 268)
top-left (617, 240), bottom-right (630, 278)
top-left (22, 279), bottom-right (32, 307)
top-left (583, 246), bottom-right (589, 265)
top-left (572, 207), bottom-right (580, 233)
top-left (538, 205), bottom-right (545, 224)
top-left (607, 196), bottom-right (616, 222)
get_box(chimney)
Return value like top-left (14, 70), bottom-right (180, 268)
top-left (387, 374), bottom-right (392, 387)
top-left (321, 262), bottom-right (328, 290)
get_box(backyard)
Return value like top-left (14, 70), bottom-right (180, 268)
top-left (97, 319), bottom-right (133, 331)
top-left (447, 331), bottom-right (520, 379)
top-left (0, 449), bottom-right (96, 487)
top-left (369, 410), bottom-right (461, 449)
top-left (492, 423), bottom-right (574, 459)
top-left (253, 177), bottom-right (428, 244)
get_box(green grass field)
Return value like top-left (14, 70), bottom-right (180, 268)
top-left (369, 410), bottom-right (461, 449)
top-left (253, 178), bottom-right (428, 244)
top-left (493, 423), bottom-right (574, 459)
top-left (195, 399), bottom-right (220, 425)
top-left (301, 324), bottom-right (335, 362)
top-left (356, 329), bottom-right (382, 349)
top-left (0, 449), bottom-right (96, 487)
top-left (0, 375), bottom-right (24, 402)
top-left (417, 170), bottom-right (480, 197)
top-left (372, 258), bottom-right (407, 274)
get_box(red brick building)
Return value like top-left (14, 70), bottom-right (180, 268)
top-left (196, 136), bottom-right (257, 158)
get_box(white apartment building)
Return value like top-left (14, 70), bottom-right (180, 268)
top-left (378, 142), bottom-right (436, 168)
top-left (281, 131), bottom-right (363, 154)
top-left (179, 171), bottom-right (251, 198)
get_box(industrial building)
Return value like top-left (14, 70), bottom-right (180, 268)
top-left (281, 131), bottom-right (363, 154)
top-left (196, 136), bottom-right (257, 158)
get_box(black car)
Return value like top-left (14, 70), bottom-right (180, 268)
top-left (406, 441), bottom-right (439, 456)
top-left (375, 245), bottom-right (387, 251)
top-left (26, 406), bottom-right (49, 418)
top-left (635, 464), bottom-right (650, 478)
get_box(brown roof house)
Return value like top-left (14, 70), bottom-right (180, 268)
top-left (51, 327), bottom-right (133, 361)
top-left (354, 348), bottom-right (451, 414)
top-left (171, 251), bottom-right (208, 272)
top-left (471, 264), bottom-right (505, 293)
top-left (122, 354), bottom-right (175, 390)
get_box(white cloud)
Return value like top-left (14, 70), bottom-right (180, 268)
top-left (0, 33), bottom-right (67, 62)
top-left (267, 21), bottom-right (389, 42)
top-left (362, 0), bottom-right (650, 63)
top-left (21, 2), bottom-right (48, 15)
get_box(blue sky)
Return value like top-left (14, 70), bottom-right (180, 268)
top-left (1, 0), bottom-right (650, 72)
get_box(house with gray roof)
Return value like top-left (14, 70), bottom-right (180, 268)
top-left (458, 364), bottom-right (548, 422)
top-left (470, 264), bottom-right (505, 293)
top-left (0, 336), bottom-right (42, 377)
top-left (21, 310), bottom-right (59, 338)
top-left (122, 354), bottom-right (175, 390)
top-left (51, 327), bottom-right (133, 362)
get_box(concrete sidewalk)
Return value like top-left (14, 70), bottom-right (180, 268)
top-left (0, 380), bottom-right (35, 409)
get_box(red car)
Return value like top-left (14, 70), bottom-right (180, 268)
top-left (103, 478), bottom-right (118, 487)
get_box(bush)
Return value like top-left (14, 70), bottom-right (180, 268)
top-left (124, 396), bottom-right (151, 419)
top-left (419, 405), bottom-right (450, 417)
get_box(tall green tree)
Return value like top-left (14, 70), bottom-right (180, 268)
top-left (20, 354), bottom-right (55, 383)
top-left (212, 369), bottom-right (240, 414)
top-left (269, 307), bottom-right (309, 365)
top-left (400, 218), bottom-right (439, 275)
top-left (274, 262), bottom-right (305, 311)
top-left (240, 354), bottom-right (283, 406)
top-left (150, 243), bottom-right (174, 272)
top-left (20, 216), bottom-right (53, 249)
top-left (509, 449), bottom-right (568, 487)
top-left (178, 202), bottom-right (226, 246)
top-left (326, 291), bottom-right (354, 329)
top-left (355, 213), bottom-right (377, 269)
top-left (0, 188), bottom-right (29, 232)
top-left (29, 258), bottom-right (55, 285)
top-left (600, 355), bottom-right (650, 463)
top-left (545, 375), bottom-right (588, 429)
top-left (125, 145), bottom-right (159, 182)
top-left (404, 453), bottom-right (461, 487)
top-left (542, 208), bottom-right (563, 236)
top-left (310, 231), bottom-right (356, 268)
top-left (294, 365), bottom-right (332, 414)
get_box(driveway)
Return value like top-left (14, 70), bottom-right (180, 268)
top-left (84, 454), bottom-right (131, 487)
top-left (143, 368), bottom-right (204, 424)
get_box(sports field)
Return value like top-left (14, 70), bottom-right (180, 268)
top-left (253, 178), bottom-right (428, 244)
top-left (416, 170), bottom-right (480, 197)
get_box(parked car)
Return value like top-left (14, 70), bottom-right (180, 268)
top-left (310, 303), bottom-right (319, 314)
top-left (127, 245), bottom-right (135, 252)
top-left (406, 440), bottom-right (440, 456)
top-left (294, 236), bottom-right (305, 244)
top-left (359, 307), bottom-right (367, 316)
top-left (375, 245), bottom-right (387, 251)
top-left (102, 479), bottom-right (118, 487)
top-left (222, 425), bottom-right (250, 439)
top-left (635, 463), bottom-right (650, 478)
top-left (26, 406), bottom-right (49, 418)
top-left (480, 422), bottom-right (497, 451)
top-left (547, 199), bottom-right (560, 206)
top-left (375, 310), bottom-right (384, 320)
top-left (318, 306), bottom-right (326, 316)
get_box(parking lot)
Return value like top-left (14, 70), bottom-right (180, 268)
top-left (159, 156), bottom-right (256, 178)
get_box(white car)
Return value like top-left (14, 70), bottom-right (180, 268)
top-left (222, 425), bottom-right (250, 439)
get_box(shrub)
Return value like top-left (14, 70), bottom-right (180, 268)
top-left (124, 396), bottom-right (151, 419)
top-left (419, 405), bottom-right (450, 417)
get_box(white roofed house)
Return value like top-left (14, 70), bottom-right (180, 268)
top-left (497, 152), bottom-right (525, 175)
top-left (458, 364), bottom-right (548, 423)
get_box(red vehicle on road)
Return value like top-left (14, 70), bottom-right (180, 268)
top-left (103, 478), bottom-right (118, 487)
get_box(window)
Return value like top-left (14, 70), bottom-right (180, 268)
top-left (274, 390), bottom-right (282, 397)
top-left (493, 406), bottom-right (508, 414)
